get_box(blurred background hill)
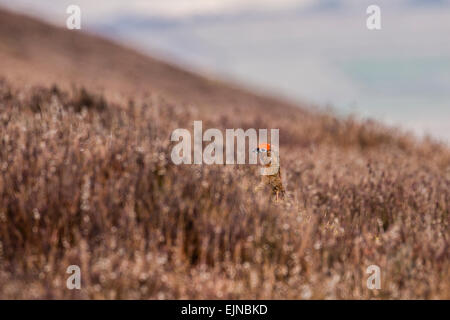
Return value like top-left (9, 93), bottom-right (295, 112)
top-left (1, 0), bottom-right (449, 142)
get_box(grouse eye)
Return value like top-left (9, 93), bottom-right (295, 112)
top-left (260, 148), bottom-right (267, 152)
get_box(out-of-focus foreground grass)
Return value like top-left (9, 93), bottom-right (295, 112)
top-left (0, 80), bottom-right (448, 299)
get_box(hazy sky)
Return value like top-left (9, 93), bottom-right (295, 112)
top-left (0, 0), bottom-right (316, 19)
top-left (4, 0), bottom-right (445, 20)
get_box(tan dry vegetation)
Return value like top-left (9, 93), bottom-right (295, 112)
top-left (0, 9), bottom-right (449, 299)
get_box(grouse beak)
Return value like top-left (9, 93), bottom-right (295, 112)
top-left (253, 148), bottom-right (260, 153)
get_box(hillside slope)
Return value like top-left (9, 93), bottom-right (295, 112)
top-left (0, 9), bottom-right (302, 113)
top-left (0, 8), bottom-right (449, 299)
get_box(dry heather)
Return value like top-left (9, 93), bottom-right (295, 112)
top-left (0, 78), bottom-right (448, 299)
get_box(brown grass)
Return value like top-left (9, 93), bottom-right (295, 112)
top-left (0, 8), bottom-right (448, 299)
top-left (0, 78), bottom-right (448, 299)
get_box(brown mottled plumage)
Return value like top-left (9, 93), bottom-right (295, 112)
top-left (254, 144), bottom-right (285, 201)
